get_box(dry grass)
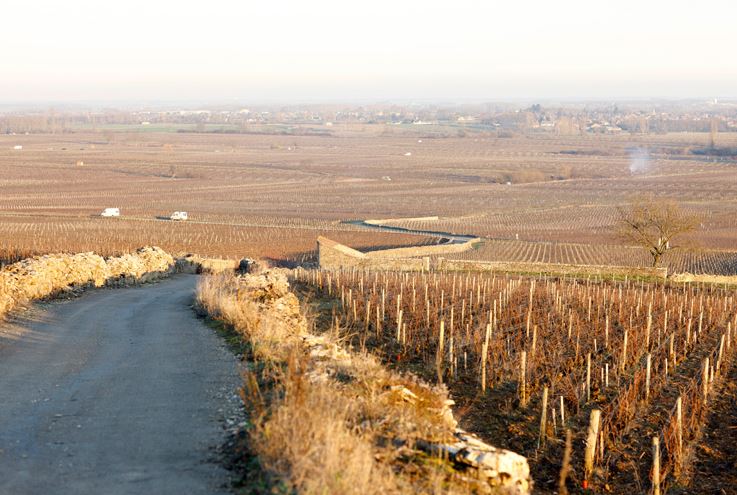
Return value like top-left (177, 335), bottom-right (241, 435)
top-left (196, 272), bottom-right (300, 361)
top-left (196, 271), bottom-right (511, 495)
top-left (247, 354), bottom-right (402, 495)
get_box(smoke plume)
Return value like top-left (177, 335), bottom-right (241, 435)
top-left (628, 147), bottom-right (651, 175)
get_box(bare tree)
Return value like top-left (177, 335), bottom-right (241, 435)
top-left (617, 197), bottom-right (699, 267)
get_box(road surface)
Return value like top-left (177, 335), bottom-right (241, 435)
top-left (0, 275), bottom-right (243, 495)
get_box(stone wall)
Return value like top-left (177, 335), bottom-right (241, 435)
top-left (176, 254), bottom-right (240, 274)
top-left (0, 246), bottom-right (175, 318)
top-left (670, 272), bottom-right (737, 285)
top-left (365, 237), bottom-right (480, 259)
top-left (319, 236), bottom-right (464, 271)
top-left (364, 216), bottom-right (439, 226)
top-left (317, 236), bottom-right (367, 268)
top-left (318, 237), bottom-right (429, 271)
top-left (437, 259), bottom-right (668, 278)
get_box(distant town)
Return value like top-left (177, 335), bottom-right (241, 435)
top-left (2, 99), bottom-right (736, 137)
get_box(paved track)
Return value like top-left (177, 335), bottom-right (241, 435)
top-left (0, 275), bottom-right (242, 495)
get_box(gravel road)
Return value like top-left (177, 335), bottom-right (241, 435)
top-left (0, 275), bottom-right (243, 495)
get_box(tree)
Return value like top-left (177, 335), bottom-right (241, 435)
top-left (617, 197), bottom-right (699, 267)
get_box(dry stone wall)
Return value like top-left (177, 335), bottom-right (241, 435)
top-left (364, 216), bottom-right (440, 225)
top-left (365, 237), bottom-right (480, 259)
top-left (176, 254), bottom-right (241, 274)
top-left (0, 246), bottom-right (175, 318)
top-left (671, 272), bottom-right (737, 285)
top-left (318, 236), bottom-right (436, 271)
top-left (316, 236), bottom-right (368, 268)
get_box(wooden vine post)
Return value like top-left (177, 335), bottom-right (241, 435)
top-left (584, 409), bottom-right (601, 485)
top-left (676, 395), bottom-right (683, 475)
top-left (621, 329), bottom-right (628, 372)
top-left (520, 351), bottom-right (527, 408)
top-left (539, 386), bottom-right (548, 447)
top-left (646, 353), bottom-right (652, 400)
top-left (586, 353), bottom-right (592, 402)
top-left (703, 357), bottom-right (710, 401)
top-left (652, 437), bottom-right (661, 495)
top-left (481, 323), bottom-right (491, 393)
top-left (436, 320), bottom-right (445, 384)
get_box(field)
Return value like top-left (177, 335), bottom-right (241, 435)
top-left (293, 267), bottom-right (737, 493)
top-left (2, 127), bottom-right (737, 273)
top-left (448, 240), bottom-right (737, 275)
top-left (4, 125), bottom-right (737, 493)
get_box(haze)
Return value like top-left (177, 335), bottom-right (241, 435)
top-left (2, 0), bottom-right (736, 103)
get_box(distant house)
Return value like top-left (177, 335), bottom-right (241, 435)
top-left (13, 145), bottom-right (22, 150)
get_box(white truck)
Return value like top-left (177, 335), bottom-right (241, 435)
top-left (170, 211), bottom-right (188, 221)
top-left (101, 208), bottom-right (120, 217)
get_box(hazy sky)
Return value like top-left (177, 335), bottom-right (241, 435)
top-left (2, 0), bottom-right (736, 103)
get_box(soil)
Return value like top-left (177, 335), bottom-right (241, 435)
top-left (683, 362), bottom-right (737, 494)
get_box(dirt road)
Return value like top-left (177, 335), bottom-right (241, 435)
top-left (0, 275), bottom-right (243, 495)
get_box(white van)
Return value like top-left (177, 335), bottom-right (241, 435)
top-left (170, 211), bottom-right (188, 221)
top-left (101, 208), bottom-right (120, 217)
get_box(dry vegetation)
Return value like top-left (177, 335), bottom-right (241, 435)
top-left (2, 129), bottom-right (737, 274)
top-left (293, 267), bottom-right (737, 493)
top-left (196, 270), bottom-right (530, 494)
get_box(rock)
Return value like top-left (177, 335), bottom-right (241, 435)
top-left (177, 255), bottom-right (238, 274)
top-left (0, 246), bottom-right (175, 319)
top-left (389, 385), bottom-right (419, 403)
top-left (238, 258), bottom-right (256, 273)
top-left (417, 431), bottom-right (531, 494)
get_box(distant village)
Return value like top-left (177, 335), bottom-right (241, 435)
top-left (2, 99), bottom-right (737, 136)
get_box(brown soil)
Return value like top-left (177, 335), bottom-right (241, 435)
top-left (683, 362), bottom-right (737, 494)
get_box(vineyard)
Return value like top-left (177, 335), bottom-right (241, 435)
top-left (0, 214), bottom-right (436, 266)
top-left (3, 131), bottom-right (737, 273)
top-left (447, 239), bottom-right (737, 276)
top-left (293, 267), bottom-right (737, 493)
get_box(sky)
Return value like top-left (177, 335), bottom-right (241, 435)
top-left (1, 0), bottom-right (736, 103)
